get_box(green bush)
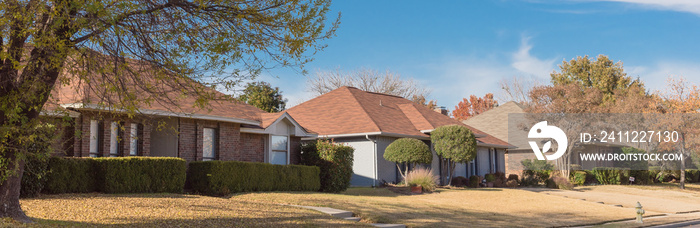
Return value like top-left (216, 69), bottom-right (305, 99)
top-left (484, 174), bottom-right (496, 182)
top-left (468, 175), bottom-right (480, 188)
top-left (520, 159), bottom-right (553, 185)
top-left (522, 170), bottom-right (551, 186)
top-left (686, 169), bottom-right (699, 183)
top-left (300, 140), bottom-right (354, 193)
top-left (592, 168), bottom-right (629, 185)
top-left (520, 172), bottom-right (541, 186)
top-left (583, 170), bottom-right (597, 184)
top-left (44, 157), bottom-right (97, 194)
top-left (629, 170), bottom-right (652, 185)
top-left (649, 166), bottom-right (662, 183)
top-left (19, 123), bottom-right (58, 198)
top-left (451, 176), bottom-right (468, 187)
top-left (507, 174), bottom-right (519, 183)
top-left (384, 138), bottom-right (432, 179)
top-left (571, 171), bottom-right (587, 186)
top-left (20, 153), bottom-right (49, 198)
top-left (94, 157), bottom-right (186, 193)
top-left (187, 161), bottom-right (320, 195)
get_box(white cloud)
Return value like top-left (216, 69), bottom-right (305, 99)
top-left (425, 37), bottom-right (556, 109)
top-left (596, 0), bottom-right (700, 16)
top-left (511, 37), bottom-right (557, 77)
top-left (627, 61), bottom-right (700, 93)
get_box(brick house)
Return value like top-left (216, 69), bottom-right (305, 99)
top-left (282, 86), bottom-right (513, 186)
top-left (45, 72), bottom-right (313, 165)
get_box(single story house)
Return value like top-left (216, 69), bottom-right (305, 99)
top-left (282, 86), bottom-right (512, 187)
top-left (44, 72), bottom-right (314, 165)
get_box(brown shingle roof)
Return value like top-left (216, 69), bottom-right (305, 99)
top-left (463, 101), bottom-right (528, 149)
top-left (285, 87), bottom-right (511, 147)
top-left (48, 63), bottom-right (267, 124)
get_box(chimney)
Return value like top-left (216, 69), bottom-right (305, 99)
top-left (433, 106), bottom-right (448, 116)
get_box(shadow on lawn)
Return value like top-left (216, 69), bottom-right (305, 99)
top-left (21, 215), bottom-right (364, 227)
top-left (308, 198), bottom-right (617, 227)
top-left (28, 192), bottom-right (200, 200)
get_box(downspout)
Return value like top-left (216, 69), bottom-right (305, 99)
top-left (366, 134), bottom-right (377, 187)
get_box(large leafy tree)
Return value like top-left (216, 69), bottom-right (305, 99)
top-left (238, 82), bottom-right (287, 113)
top-left (550, 54), bottom-right (644, 104)
top-left (0, 0), bottom-right (338, 222)
top-left (431, 125), bottom-right (477, 186)
top-left (452, 93), bottom-right (498, 121)
top-left (528, 55), bottom-right (656, 178)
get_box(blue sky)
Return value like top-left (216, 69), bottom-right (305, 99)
top-left (257, 0), bottom-right (700, 111)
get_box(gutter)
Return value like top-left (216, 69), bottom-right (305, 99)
top-left (366, 134), bottom-right (378, 187)
top-left (62, 103), bottom-right (260, 125)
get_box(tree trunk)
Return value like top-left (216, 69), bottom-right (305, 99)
top-left (0, 151), bottom-right (31, 223)
top-left (680, 134), bottom-right (686, 190)
top-left (396, 163), bottom-right (406, 185)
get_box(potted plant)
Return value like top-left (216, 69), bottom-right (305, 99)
top-left (405, 167), bottom-right (438, 194)
top-left (485, 174), bottom-right (497, 187)
top-left (410, 184), bottom-right (423, 194)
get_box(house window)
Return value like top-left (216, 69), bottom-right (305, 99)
top-left (202, 128), bottom-right (217, 161)
top-left (129, 123), bottom-right (139, 156)
top-left (270, 135), bottom-right (288, 165)
top-left (89, 120), bottom-right (100, 157)
top-left (109, 122), bottom-right (120, 157)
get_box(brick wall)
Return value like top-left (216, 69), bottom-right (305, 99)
top-left (178, 118), bottom-right (197, 161)
top-left (239, 133), bottom-right (265, 162)
top-left (64, 112), bottom-right (268, 164)
top-left (218, 122), bottom-right (240, 161)
top-left (506, 149), bottom-right (531, 177)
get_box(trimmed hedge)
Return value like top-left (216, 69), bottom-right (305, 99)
top-left (571, 171), bottom-right (587, 186)
top-left (592, 168), bottom-right (629, 185)
top-left (94, 157), bottom-right (186, 193)
top-left (43, 157), bottom-right (186, 194)
top-left (20, 154), bottom-right (50, 198)
top-left (629, 170), bottom-right (652, 185)
top-left (187, 161), bottom-right (320, 196)
top-left (44, 157), bottom-right (97, 194)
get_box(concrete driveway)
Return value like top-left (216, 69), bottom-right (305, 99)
top-left (524, 185), bottom-right (700, 214)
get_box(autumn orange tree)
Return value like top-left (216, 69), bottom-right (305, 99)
top-left (527, 55), bottom-right (655, 178)
top-left (452, 93), bottom-right (498, 121)
top-left (657, 77), bottom-right (700, 189)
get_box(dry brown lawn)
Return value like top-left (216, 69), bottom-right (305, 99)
top-left (9, 193), bottom-right (366, 227)
top-left (235, 187), bottom-right (639, 227)
top-left (7, 186), bottom-right (693, 227)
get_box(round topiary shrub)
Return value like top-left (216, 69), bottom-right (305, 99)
top-left (431, 125), bottom-right (477, 186)
top-left (384, 138), bottom-right (432, 180)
